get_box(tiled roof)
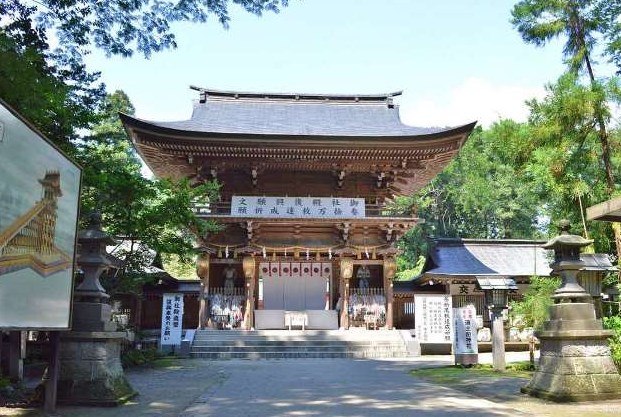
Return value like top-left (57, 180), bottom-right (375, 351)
top-left (581, 253), bottom-right (616, 271)
top-left (422, 239), bottom-right (615, 278)
top-left (424, 239), bottom-right (553, 277)
top-left (143, 88), bottom-right (467, 137)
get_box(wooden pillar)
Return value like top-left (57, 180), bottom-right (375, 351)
top-left (383, 257), bottom-right (397, 330)
top-left (8, 331), bottom-right (25, 382)
top-left (243, 256), bottom-right (256, 330)
top-left (134, 296), bottom-right (143, 332)
top-left (196, 253), bottom-right (210, 329)
top-left (44, 331), bottom-right (60, 414)
top-left (340, 258), bottom-right (353, 330)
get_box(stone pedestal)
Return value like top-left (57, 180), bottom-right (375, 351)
top-left (56, 301), bottom-right (136, 406)
top-left (522, 302), bottom-right (621, 401)
top-left (57, 331), bottom-right (134, 406)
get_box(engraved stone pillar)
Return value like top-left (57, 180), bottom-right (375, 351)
top-left (242, 256), bottom-right (256, 330)
top-left (383, 257), bottom-right (396, 329)
top-left (196, 253), bottom-right (210, 329)
top-left (340, 258), bottom-right (353, 330)
top-left (522, 220), bottom-right (621, 401)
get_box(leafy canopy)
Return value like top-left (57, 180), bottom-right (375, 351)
top-left (2, 0), bottom-right (288, 58)
top-left (78, 91), bottom-right (221, 294)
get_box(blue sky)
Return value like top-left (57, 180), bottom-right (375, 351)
top-left (85, 0), bottom-right (567, 128)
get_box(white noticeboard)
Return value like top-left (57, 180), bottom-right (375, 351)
top-left (414, 294), bottom-right (453, 343)
top-left (160, 293), bottom-right (184, 346)
top-left (231, 196), bottom-right (366, 218)
top-left (453, 304), bottom-right (478, 354)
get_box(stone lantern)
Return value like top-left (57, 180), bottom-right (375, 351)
top-left (522, 220), bottom-right (621, 401)
top-left (57, 213), bottom-right (135, 405)
top-left (74, 212), bottom-right (115, 303)
top-left (476, 276), bottom-right (517, 371)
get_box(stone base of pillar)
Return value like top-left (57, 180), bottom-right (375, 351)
top-left (56, 331), bottom-right (136, 406)
top-left (522, 303), bottom-right (621, 402)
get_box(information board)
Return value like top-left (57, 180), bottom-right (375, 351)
top-left (160, 293), bottom-right (184, 346)
top-left (453, 304), bottom-right (478, 354)
top-left (414, 294), bottom-right (453, 343)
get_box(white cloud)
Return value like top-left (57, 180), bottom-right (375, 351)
top-left (399, 77), bottom-right (546, 128)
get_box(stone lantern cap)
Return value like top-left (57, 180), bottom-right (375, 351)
top-left (78, 212), bottom-right (117, 245)
top-left (542, 220), bottom-right (592, 252)
top-left (77, 212), bottom-right (117, 267)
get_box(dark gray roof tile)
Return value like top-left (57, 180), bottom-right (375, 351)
top-left (149, 97), bottom-right (459, 137)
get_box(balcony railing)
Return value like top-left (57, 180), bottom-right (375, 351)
top-left (191, 201), bottom-right (415, 218)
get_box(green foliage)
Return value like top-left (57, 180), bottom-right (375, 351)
top-left (121, 347), bottom-right (162, 368)
top-left (162, 253), bottom-right (199, 280)
top-left (395, 255), bottom-right (426, 282)
top-left (411, 121), bottom-right (544, 240)
top-left (603, 315), bottom-right (621, 370)
top-left (510, 276), bottom-right (561, 330)
top-left (0, 30), bottom-right (104, 153)
top-left (511, 0), bottom-right (601, 74)
top-left (1, 0), bottom-right (288, 59)
top-left (78, 91), bottom-right (222, 295)
top-left (506, 361), bottom-right (537, 372)
top-left (409, 363), bottom-right (533, 382)
top-left (524, 73), bottom-right (621, 252)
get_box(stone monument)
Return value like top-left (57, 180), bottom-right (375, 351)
top-left (56, 213), bottom-right (136, 405)
top-left (522, 220), bottom-right (621, 401)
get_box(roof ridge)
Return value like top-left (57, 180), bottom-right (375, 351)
top-left (189, 85), bottom-right (402, 104)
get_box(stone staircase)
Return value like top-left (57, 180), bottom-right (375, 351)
top-left (190, 329), bottom-right (412, 360)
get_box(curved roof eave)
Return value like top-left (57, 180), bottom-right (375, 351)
top-left (119, 112), bottom-right (477, 143)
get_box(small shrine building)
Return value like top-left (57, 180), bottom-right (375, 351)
top-left (121, 87), bottom-right (475, 330)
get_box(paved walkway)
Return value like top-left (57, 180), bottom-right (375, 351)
top-left (3, 353), bottom-right (621, 417)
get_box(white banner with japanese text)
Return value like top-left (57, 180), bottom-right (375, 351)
top-left (453, 304), bottom-right (478, 354)
top-left (231, 196), bottom-right (366, 218)
top-left (160, 293), bottom-right (184, 346)
top-left (414, 294), bottom-right (453, 343)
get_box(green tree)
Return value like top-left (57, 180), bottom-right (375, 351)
top-left (510, 276), bottom-right (561, 330)
top-left (512, 0), bottom-right (615, 190)
top-left (595, 1), bottom-right (621, 74)
top-left (409, 122), bottom-right (543, 240)
top-left (522, 73), bottom-right (621, 251)
top-left (0, 28), bottom-right (104, 154)
top-left (512, 0), bottom-right (621, 264)
top-left (1, 0), bottom-right (288, 58)
top-left (78, 91), bottom-right (221, 294)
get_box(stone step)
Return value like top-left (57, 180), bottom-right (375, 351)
top-left (193, 330), bottom-right (402, 340)
top-left (189, 329), bottom-right (411, 360)
top-left (191, 344), bottom-right (407, 353)
top-left (192, 340), bottom-right (402, 347)
top-left (190, 350), bottom-right (408, 360)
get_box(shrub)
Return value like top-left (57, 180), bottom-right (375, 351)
top-left (510, 275), bottom-right (561, 330)
top-left (603, 315), bottom-right (621, 371)
top-left (121, 347), bottom-right (161, 368)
